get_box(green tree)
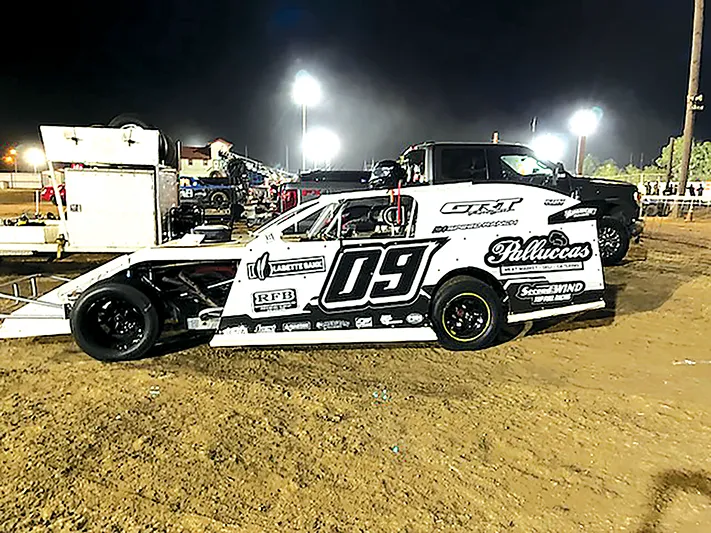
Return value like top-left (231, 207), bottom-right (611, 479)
top-left (582, 154), bottom-right (600, 176)
top-left (655, 137), bottom-right (711, 180)
top-left (594, 159), bottom-right (620, 178)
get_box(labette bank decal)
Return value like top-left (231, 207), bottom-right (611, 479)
top-left (247, 252), bottom-right (326, 280)
top-left (485, 230), bottom-right (593, 274)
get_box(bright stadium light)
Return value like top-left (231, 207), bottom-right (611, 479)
top-left (292, 70), bottom-right (321, 107)
top-left (569, 107), bottom-right (602, 174)
top-left (531, 134), bottom-right (565, 162)
top-left (569, 108), bottom-right (600, 137)
top-left (24, 148), bottom-right (46, 173)
top-left (303, 128), bottom-right (340, 167)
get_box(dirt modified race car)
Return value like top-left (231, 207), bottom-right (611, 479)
top-left (0, 182), bottom-right (606, 361)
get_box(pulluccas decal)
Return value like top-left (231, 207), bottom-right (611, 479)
top-left (247, 252), bottom-right (326, 280)
top-left (440, 198), bottom-right (523, 216)
top-left (319, 239), bottom-right (446, 311)
top-left (485, 230), bottom-right (593, 275)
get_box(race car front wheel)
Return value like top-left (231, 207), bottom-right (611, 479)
top-left (431, 276), bottom-right (504, 351)
top-left (597, 216), bottom-right (630, 266)
top-left (70, 282), bottom-right (162, 362)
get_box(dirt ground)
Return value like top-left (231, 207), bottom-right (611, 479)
top-left (0, 189), bottom-right (58, 219)
top-left (1, 217), bottom-right (711, 532)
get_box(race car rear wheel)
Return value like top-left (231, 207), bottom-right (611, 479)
top-left (431, 276), bottom-right (503, 351)
top-left (597, 216), bottom-right (630, 266)
top-left (70, 282), bottom-right (162, 362)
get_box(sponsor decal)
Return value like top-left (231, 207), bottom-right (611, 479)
top-left (252, 289), bottom-right (297, 313)
top-left (441, 198), bottom-right (523, 216)
top-left (406, 313), bottom-right (425, 325)
top-left (564, 207), bottom-right (597, 219)
top-left (320, 239), bottom-right (446, 311)
top-left (380, 314), bottom-right (403, 326)
top-left (433, 219), bottom-right (518, 234)
top-left (255, 324), bottom-right (277, 334)
top-left (544, 198), bottom-right (566, 206)
top-left (283, 321), bottom-right (311, 332)
top-left (220, 325), bottom-right (249, 335)
top-left (355, 317), bottom-right (374, 329)
top-left (485, 230), bottom-right (593, 275)
top-left (316, 319), bottom-right (350, 331)
top-left (516, 281), bottom-right (586, 304)
top-left (247, 252), bottom-right (326, 280)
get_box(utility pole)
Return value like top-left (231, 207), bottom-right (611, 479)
top-left (285, 145), bottom-right (289, 173)
top-left (677, 0), bottom-right (705, 215)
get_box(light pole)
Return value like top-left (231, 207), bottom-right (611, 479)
top-left (303, 128), bottom-right (340, 169)
top-left (569, 109), bottom-right (601, 175)
top-left (9, 148), bottom-right (18, 173)
top-left (292, 70), bottom-right (321, 171)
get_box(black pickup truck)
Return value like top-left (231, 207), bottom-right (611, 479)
top-left (371, 141), bottom-right (642, 266)
top-left (277, 170), bottom-right (370, 212)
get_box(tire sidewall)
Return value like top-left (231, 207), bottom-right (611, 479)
top-left (431, 276), bottom-right (504, 351)
top-left (70, 282), bottom-right (161, 362)
top-left (598, 216), bottom-right (630, 266)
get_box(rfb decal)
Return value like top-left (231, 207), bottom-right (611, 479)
top-left (252, 289), bottom-right (297, 313)
top-left (485, 230), bottom-right (593, 275)
top-left (516, 281), bottom-right (585, 304)
top-left (319, 239), bottom-right (446, 311)
top-left (247, 252), bottom-right (326, 280)
top-left (440, 198), bottom-right (523, 216)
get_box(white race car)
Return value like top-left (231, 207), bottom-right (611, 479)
top-left (0, 182), bottom-right (606, 361)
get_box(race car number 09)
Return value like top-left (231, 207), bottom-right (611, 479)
top-left (320, 241), bottom-right (442, 310)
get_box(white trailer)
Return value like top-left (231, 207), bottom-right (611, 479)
top-left (0, 124), bottom-right (179, 257)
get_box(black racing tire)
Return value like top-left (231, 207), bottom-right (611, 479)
top-left (597, 216), bottom-right (630, 266)
top-left (209, 190), bottom-right (231, 209)
top-left (70, 282), bottom-right (162, 362)
top-left (108, 114), bottom-right (150, 129)
top-left (431, 276), bottom-right (504, 351)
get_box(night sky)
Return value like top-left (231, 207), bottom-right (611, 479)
top-left (0, 0), bottom-right (706, 170)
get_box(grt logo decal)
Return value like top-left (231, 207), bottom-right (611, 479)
top-left (440, 198), bottom-right (523, 216)
top-left (320, 240), bottom-right (445, 311)
top-left (247, 252), bottom-right (326, 280)
top-left (516, 281), bottom-right (585, 304)
top-left (485, 230), bottom-right (593, 274)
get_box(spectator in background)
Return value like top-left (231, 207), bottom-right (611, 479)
top-left (689, 184), bottom-right (696, 196)
top-left (697, 183), bottom-right (704, 197)
top-left (653, 182), bottom-right (660, 196)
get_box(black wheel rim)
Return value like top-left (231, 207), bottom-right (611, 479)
top-left (443, 293), bottom-right (490, 341)
top-left (84, 296), bottom-right (145, 352)
top-left (598, 226), bottom-right (621, 257)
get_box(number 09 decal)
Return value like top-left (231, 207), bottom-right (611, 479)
top-left (319, 240), bottom-right (446, 311)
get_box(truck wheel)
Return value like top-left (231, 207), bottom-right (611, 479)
top-left (431, 276), bottom-right (504, 351)
top-left (644, 204), bottom-right (659, 217)
top-left (70, 282), bottom-right (162, 362)
top-left (598, 217), bottom-right (630, 266)
top-left (209, 190), bottom-right (230, 209)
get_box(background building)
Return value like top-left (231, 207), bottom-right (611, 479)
top-left (179, 138), bottom-right (233, 178)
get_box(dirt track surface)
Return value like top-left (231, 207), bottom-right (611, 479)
top-left (1, 220), bottom-right (711, 532)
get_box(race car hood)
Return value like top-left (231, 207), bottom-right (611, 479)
top-left (0, 238), bottom-right (254, 339)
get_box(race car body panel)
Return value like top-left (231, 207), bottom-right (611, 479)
top-left (0, 182), bottom-right (606, 349)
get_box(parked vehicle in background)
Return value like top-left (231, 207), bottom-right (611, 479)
top-left (40, 183), bottom-right (66, 205)
top-left (380, 141), bottom-right (642, 266)
top-left (277, 170), bottom-right (370, 213)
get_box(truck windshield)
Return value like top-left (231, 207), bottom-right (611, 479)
top-left (500, 154), bottom-right (554, 177)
